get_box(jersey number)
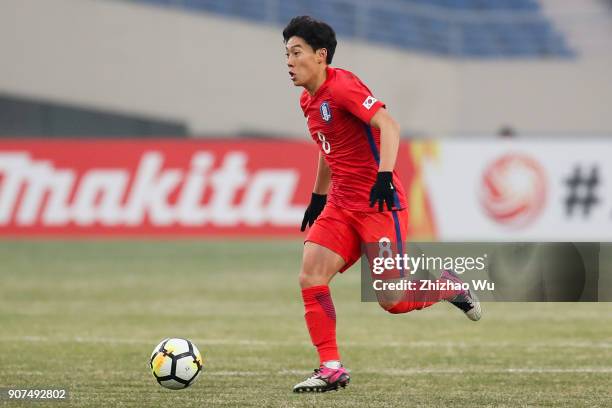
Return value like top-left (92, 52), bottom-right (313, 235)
top-left (317, 132), bottom-right (331, 154)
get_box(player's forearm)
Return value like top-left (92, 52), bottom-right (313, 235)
top-left (313, 152), bottom-right (331, 194)
top-left (377, 118), bottom-right (401, 172)
top-left (370, 108), bottom-right (401, 172)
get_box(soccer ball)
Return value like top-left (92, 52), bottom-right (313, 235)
top-left (150, 338), bottom-right (203, 389)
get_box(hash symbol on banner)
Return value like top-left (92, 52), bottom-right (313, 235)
top-left (564, 165), bottom-right (600, 217)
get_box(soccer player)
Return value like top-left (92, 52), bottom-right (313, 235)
top-left (283, 16), bottom-right (481, 393)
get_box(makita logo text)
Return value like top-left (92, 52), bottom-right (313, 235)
top-left (0, 151), bottom-right (303, 227)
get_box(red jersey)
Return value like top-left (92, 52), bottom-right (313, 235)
top-left (300, 66), bottom-right (407, 212)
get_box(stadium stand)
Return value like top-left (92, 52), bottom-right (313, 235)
top-left (129, 0), bottom-right (574, 58)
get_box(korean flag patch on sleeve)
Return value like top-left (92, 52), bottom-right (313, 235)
top-left (362, 96), bottom-right (377, 110)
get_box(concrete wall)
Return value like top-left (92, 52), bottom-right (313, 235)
top-left (1, 0), bottom-right (611, 137)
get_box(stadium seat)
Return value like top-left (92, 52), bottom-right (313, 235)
top-left (127, 0), bottom-right (574, 59)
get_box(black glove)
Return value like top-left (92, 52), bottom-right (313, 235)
top-left (369, 171), bottom-right (395, 212)
top-left (301, 193), bottom-right (327, 231)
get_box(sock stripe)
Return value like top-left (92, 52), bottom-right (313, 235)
top-left (315, 292), bottom-right (336, 320)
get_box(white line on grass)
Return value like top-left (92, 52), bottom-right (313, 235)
top-left (11, 368), bottom-right (612, 377)
top-left (5, 336), bottom-right (612, 350)
top-left (208, 368), bottom-right (612, 376)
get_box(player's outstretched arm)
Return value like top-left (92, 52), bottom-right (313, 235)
top-left (301, 152), bottom-right (331, 231)
top-left (369, 108), bottom-right (401, 211)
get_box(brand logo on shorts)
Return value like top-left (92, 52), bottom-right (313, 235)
top-left (362, 96), bottom-right (377, 110)
top-left (320, 102), bottom-right (332, 122)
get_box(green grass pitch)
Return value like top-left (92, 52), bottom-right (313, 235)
top-left (1, 240), bottom-right (611, 407)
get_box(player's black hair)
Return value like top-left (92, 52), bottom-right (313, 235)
top-left (283, 16), bottom-right (337, 64)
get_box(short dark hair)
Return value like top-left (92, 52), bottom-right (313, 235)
top-left (283, 16), bottom-right (337, 64)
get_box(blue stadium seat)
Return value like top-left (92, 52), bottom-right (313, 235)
top-left (128, 0), bottom-right (574, 59)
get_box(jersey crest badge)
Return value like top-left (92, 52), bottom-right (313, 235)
top-left (320, 102), bottom-right (332, 122)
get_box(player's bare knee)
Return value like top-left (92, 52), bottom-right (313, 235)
top-left (299, 271), bottom-right (327, 288)
top-left (299, 249), bottom-right (326, 288)
top-left (299, 243), bottom-right (343, 288)
top-left (298, 269), bottom-right (313, 288)
top-left (299, 264), bottom-right (329, 288)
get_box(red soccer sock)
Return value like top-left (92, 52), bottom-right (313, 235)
top-left (301, 285), bottom-right (340, 364)
top-left (386, 279), bottom-right (463, 314)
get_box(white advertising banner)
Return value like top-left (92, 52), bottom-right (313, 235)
top-left (422, 140), bottom-right (612, 241)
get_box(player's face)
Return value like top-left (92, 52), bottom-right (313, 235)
top-left (285, 36), bottom-right (325, 88)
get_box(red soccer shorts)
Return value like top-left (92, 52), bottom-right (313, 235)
top-left (305, 203), bottom-right (408, 274)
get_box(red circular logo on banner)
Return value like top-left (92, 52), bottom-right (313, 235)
top-left (479, 154), bottom-right (546, 227)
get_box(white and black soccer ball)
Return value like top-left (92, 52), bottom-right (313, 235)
top-left (150, 338), bottom-right (203, 389)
